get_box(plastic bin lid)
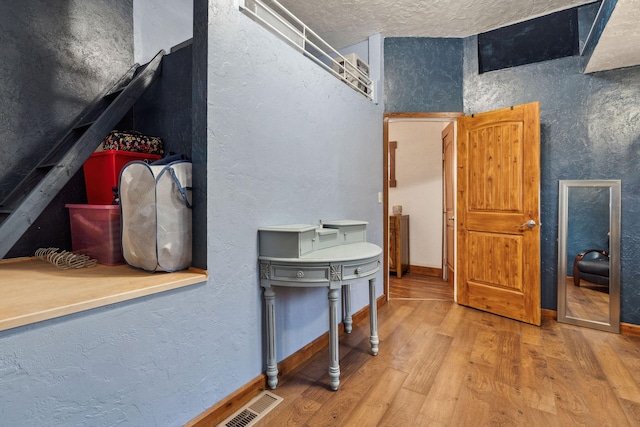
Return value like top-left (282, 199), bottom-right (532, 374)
top-left (65, 204), bottom-right (120, 210)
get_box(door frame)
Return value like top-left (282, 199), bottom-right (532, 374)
top-left (442, 122), bottom-right (455, 287)
top-left (383, 112), bottom-right (464, 301)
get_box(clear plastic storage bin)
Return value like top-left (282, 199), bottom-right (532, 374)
top-left (66, 204), bottom-right (124, 265)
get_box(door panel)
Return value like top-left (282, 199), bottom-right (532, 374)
top-left (467, 231), bottom-right (523, 290)
top-left (457, 102), bottom-right (540, 325)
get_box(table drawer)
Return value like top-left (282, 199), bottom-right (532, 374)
top-left (270, 264), bottom-right (330, 284)
top-left (342, 259), bottom-right (380, 280)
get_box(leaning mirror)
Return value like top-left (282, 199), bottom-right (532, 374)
top-left (557, 180), bottom-right (620, 333)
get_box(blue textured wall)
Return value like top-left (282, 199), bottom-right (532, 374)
top-left (384, 37), bottom-right (463, 112)
top-left (0, 0), bottom-right (134, 258)
top-left (133, 0), bottom-right (192, 64)
top-left (0, 0), bottom-right (384, 425)
top-left (463, 36), bottom-right (640, 324)
top-left (206, 0), bottom-right (384, 404)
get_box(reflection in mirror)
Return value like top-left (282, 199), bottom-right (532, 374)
top-left (557, 180), bottom-right (620, 333)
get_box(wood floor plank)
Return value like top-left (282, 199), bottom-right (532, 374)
top-left (619, 398), bottom-right (640, 426)
top-left (300, 306), bottom-right (409, 404)
top-left (494, 330), bottom-right (522, 387)
top-left (604, 334), bottom-right (640, 395)
top-left (417, 300), bottom-right (455, 327)
top-left (469, 328), bottom-right (500, 367)
top-left (450, 360), bottom-right (525, 426)
top-left (383, 302), bottom-right (442, 374)
top-left (258, 375), bottom-right (323, 426)
top-left (377, 388), bottom-right (429, 427)
top-left (546, 355), bottom-right (596, 425)
top-left (520, 342), bottom-right (557, 414)
top-left (302, 350), bottom-right (397, 427)
top-left (587, 333), bottom-right (640, 402)
top-left (389, 273), bottom-right (453, 301)
top-left (561, 328), bottom-right (606, 380)
top-left (300, 301), bottom-right (427, 426)
top-left (418, 317), bottom-right (478, 425)
top-left (435, 301), bottom-right (468, 337)
top-left (340, 367), bottom-right (407, 427)
top-left (562, 327), bottom-right (638, 426)
top-left (541, 318), bottom-right (572, 361)
top-left (520, 319), bottom-right (545, 346)
top-left (388, 319), bottom-right (438, 374)
top-left (402, 333), bottom-right (453, 395)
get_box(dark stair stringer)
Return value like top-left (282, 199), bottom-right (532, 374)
top-left (0, 50), bottom-right (165, 260)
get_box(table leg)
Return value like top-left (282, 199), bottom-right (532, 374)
top-left (328, 287), bottom-right (341, 390)
top-left (264, 286), bottom-right (279, 389)
top-left (342, 284), bottom-right (352, 333)
top-left (368, 278), bottom-right (379, 356)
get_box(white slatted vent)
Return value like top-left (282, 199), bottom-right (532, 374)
top-left (217, 391), bottom-right (283, 427)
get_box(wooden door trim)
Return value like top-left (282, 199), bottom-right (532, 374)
top-left (383, 117), bottom-right (390, 301)
top-left (383, 112), bottom-right (463, 301)
top-left (442, 122), bottom-right (455, 288)
top-left (386, 112), bottom-right (464, 119)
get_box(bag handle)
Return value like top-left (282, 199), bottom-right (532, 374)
top-left (169, 167), bottom-right (192, 209)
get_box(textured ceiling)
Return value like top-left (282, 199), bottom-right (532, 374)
top-left (277, 0), bottom-right (638, 73)
top-left (277, 0), bottom-right (595, 48)
top-left (584, 0), bottom-right (640, 73)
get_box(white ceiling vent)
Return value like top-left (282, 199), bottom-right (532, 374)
top-left (217, 391), bottom-right (283, 427)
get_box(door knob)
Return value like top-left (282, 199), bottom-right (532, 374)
top-left (517, 219), bottom-right (537, 229)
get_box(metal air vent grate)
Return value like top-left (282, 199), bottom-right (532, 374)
top-left (217, 391), bottom-right (283, 427)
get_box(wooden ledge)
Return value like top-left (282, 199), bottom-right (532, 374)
top-left (0, 257), bottom-right (208, 332)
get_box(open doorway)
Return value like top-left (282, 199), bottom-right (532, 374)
top-left (383, 113), bottom-right (462, 301)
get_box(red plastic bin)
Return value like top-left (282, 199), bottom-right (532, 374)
top-left (66, 204), bottom-right (124, 265)
top-left (83, 150), bottom-right (161, 204)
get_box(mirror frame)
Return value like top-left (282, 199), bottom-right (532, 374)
top-left (557, 180), bottom-right (621, 333)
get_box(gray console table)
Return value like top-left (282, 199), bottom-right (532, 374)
top-left (258, 220), bottom-right (382, 391)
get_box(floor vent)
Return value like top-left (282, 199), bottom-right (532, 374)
top-left (217, 391), bottom-right (283, 427)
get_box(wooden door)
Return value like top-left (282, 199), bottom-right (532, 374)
top-left (443, 122), bottom-right (455, 288)
top-left (456, 102), bottom-right (541, 325)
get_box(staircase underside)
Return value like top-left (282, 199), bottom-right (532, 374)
top-left (0, 50), bottom-right (165, 260)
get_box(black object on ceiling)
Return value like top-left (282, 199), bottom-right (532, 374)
top-left (478, 7), bottom-right (580, 73)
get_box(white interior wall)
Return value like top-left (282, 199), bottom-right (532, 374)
top-left (389, 120), bottom-right (447, 269)
top-left (340, 39), bottom-right (369, 62)
top-left (133, 0), bottom-right (193, 64)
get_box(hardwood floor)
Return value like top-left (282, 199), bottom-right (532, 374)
top-left (388, 272), bottom-right (453, 301)
top-left (257, 274), bottom-right (640, 426)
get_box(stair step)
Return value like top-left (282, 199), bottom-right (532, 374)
top-left (103, 62), bottom-right (139, 100)
top-left (73, 121), bottom-right (95, 131)
top-left (37, 131), bottom-right (84, 168)
top-left (36, 163), bottom-right (58, 170)
top-left (1, 169), bottom-right (48, 206)
top-left (104, 87), bottom-right (124, 100)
